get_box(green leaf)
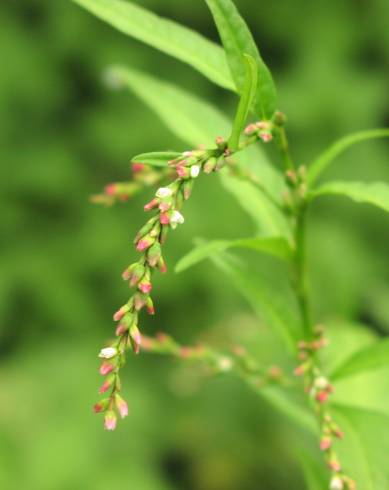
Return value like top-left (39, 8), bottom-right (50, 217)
top-left (209, 250), bottom-right (300, 352)
top-left (298, 448), bottom-right (328, 490)
top-left (331, 337), bottom-right (389, 381)
top-left (108, 65), bottom-right (289, 237)
top-left (307, 129), bottom-right (389, 185)
top-left (205, 0), bottom-right (277, 119)
top-left (71, 0), bottom-right (235, 91)
top-left (131, 151), bottom-right (180, 168)
top-left (228, 54), bottom-right (258, 150)
top-left (309, 180), bottom-right (389, 214)
top-left (332, 405), bottom-right (389, 489)
top-left (175, 236), bottom-right (292, 273)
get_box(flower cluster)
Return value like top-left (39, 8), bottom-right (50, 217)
top-left (244, 120), bottom-right (274, 143)
top-left (91, 162), bottom-right (174, 206)
top-left (295, 326), bottom-right (356, 490)
top-left (93, 139), bottom-right (240, 429)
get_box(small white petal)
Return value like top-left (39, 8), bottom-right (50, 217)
top-left (330, 477), bottom-right (343, 490)
top-left (190, 165), bottom-right (200, 178)
top-left (99, 347), bottom-right (118, 359)
top-left (156, 187), bottom-right (173, 199)
top-left (218, 357), bottom-right (233, 372)
top-left (170, 210), bottom-right (185, 225)
top-left (315, 376), bottom-right (329, 389)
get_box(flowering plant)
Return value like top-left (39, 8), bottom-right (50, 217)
top-left (73, 0), bottom-right (389, 488)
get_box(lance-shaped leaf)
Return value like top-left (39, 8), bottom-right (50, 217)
top-left (307, 128), bottom-right (389, 185)
top-left (331, 405), bottom-right (389, 489)
top-left (175, 236), bottom-right (292, 273)
top-left (331, 337), bottom-right (389, 381)
top-left (209, 250), bottom-right (300, 353)
top-left (205, 0), bottom-right (277, 119)
top-left (228, 54), bottom-right (258, 150)
top-left (131, 151), bottom-right (181, 168)
top-left (309, 180), bottom-right (389, 214)
top-left (106, 65), bottom-right (290, 238)
top-left (71, 0), bottom-right (234, 91)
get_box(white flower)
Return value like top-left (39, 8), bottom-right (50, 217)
top-left (99, 347), bottom-right (118, 359)
top-left (170, 210), bottom-right (185, 229)
top-left (330, 477), bottom-right (344, 490)
top-left (314, 376), bottom-right (329, 389)
top-left (218, 357), bottom-right (233, 372)
top-left (156, 187), bottom-right (173, 199)
top-left (190, 165), bottom-right (201, 178)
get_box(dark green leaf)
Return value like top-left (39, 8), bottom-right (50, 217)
top-left (307, 129), bottom-right (389, 185)
top-left (229, 54), bottom-right (258, 150)
top-left (131, 151), bottom-right (181, 167)
top-left (309, 181), bottom-right (389, 214)
top-left (72, 0), bottom-right (235, 90)
top-left (175, 236), bottom-right (292, 273)
top-left (331, 337), bottom-right (389, 380)
top-left (205, 0), bottom-right (277, 119)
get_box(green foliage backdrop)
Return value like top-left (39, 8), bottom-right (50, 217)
top-left (1, 1), bottom-right (389, 489)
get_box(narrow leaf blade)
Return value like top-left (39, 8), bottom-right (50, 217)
top-left (228, 54), bottom-right (258, 150)
top-left (307, 129), bottom-right (389, 185)
top-left (72, 0), bottom-right (234, 91)
top-left (175, 236), bottom-right (292, 273)
top-left (108, 65), bottom-right (289, 238)
top-left (309, 180), bottom-right (389, 214)
top-left (131, 151), bottom-right (181, 167)
top-left (331, 337), bottom-right (389, 380)
top-left (205, 0), bottom-right (277, 118)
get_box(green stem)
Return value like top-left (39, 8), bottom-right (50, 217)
top-left (278, 127), bottom-right (295, 172)
top-left (293, 203), bottom-right (312, 339)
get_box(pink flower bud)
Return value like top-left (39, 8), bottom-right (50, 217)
top-left (244, 123), bottom-right (258, 135)
top-left (104, 183), bottom-right (117, 196)
top-left (130, 325), bottom-right (142, 354)
top-left (316, 391), bottom-right (329, 404)
top-left (176, 165), bottom-right (189, 179)
top-left (159, 202), bottom-right (171, 213)
top-left (144, 198), bottom-right (159, 211)
top-left (99, 379), bottom-right (112, 394)
top-left (115, 394), bottom-right (129, 419)
top-left (138, 281), bottom-right (152, 294)
top-left (93, 401), bottom-right (106, 413)
top-left (134, 293), bottom-right (147, 311)
top-left (104, 410), bottom-right (117, 431)
top-left (160, 212), bottom-right (170, 225)
top-left (115, 323), bottom-right (128, 336)
top-left (113, 305), bottom-right (129, 322)
top-left (294, 364), bottom-right (306, 376)
top-left (136, 237), bottom-right (154, 251)
top-left (320, 437), bottom-right (332, 451)
top-left (100, 362), bottom-right (114, 376)
top-left (146, 296), bottom-right (155, 315)
top-left (327, 460), bottom-right (341, 472)
top-left (132, 162), bottom-right (145, 173)
top-left (158, 257), bottom-right (168, 273)
top-left (129, 264), bottom-right (145, 287)
top-left (260, 132), bottom-right (273, 143)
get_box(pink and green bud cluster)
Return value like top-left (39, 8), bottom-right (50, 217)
top-left (244, 120), bottom-right (274, 143)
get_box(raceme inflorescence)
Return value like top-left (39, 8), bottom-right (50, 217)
top-left (73, 0), bottom-right (389, 488)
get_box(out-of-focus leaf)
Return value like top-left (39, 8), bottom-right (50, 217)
top-left (229, 54), bottom-right (258, 150)
top-left (209, 250), bottom-right (300, 352)
top-left (176, 236), bottom-right (292, 273)
top-left (71, 0), bottom-right (235, 91)
top-left (298, 448), bottom-right (328, 490)
top-left (307, 129), bottom-right (389, 185)
top-left (108, 65), bottom-right (289, 237)
top-left (309, 181), bottom-right (389, 214)
top-left (332, 405), bottom-right (389, 489)
top-left (205, 0), bottom-right (277, 118)
top-left (131, 151), bottom-right (180, 167)
top-left (331, 337), bottom-right (389, 380)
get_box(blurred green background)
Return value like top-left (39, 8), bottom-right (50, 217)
top-left (1, 1), bottom-right (389, 489)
